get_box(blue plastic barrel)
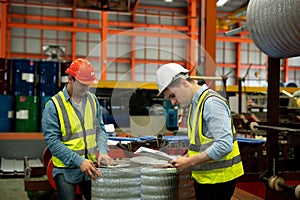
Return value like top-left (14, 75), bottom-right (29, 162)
top-left (0, 95), bottom-right (14, 132)
top-left (37, 61), bottom-right (58, 96)
top-left (12, 59), bottom-right (36, 96)
top-left (0, 58), bottom-right (11, 95)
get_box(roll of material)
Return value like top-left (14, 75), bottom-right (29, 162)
top-left (92, 166), bottom-right (178, 200)
top-left (247, 0), bottom-right (300, 58)
top-left (92, 167), bottom-right (141, 200)
top-left (141, 167), bottom-right (178, 200)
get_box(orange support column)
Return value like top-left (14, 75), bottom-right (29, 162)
top-left (71, 1), bottom-right (77, 60)
top-left (283, 59), bottom-right (289, 83)
top-left (198, 0), bottom-right (216, 77)
top-left (101, 11), bottom-right (108, 80)
top-left (186, 0), bottom-right (197, 76)
top-left (1, 2), bottom-right (7, 58)
top-left (236, 22), bottom-right (242, 85)
top-left (130, 14), bottom-right (137, 81)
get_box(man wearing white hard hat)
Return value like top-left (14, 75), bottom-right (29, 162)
top-left (156, 63), bottom-right (244, 200)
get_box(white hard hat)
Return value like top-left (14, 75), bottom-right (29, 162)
top-left (156, 63), bottom-right (189, 96)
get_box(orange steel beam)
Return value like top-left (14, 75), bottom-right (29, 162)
top-left (186, 0), bottom-right (197, 75)
top-left (109, 29), bottom-right (189, 39)
top-left (10, 11), bottom-right (188, 21)
top-left (10, 1), bottom-right (185, 13)
top-left (136, 5), bottom-right (185, 12)
top-left (131, 37), bottom-right (136, 81)
top-left (101, 11), bottom-right (108, 80)
top-left (130, 12), bottom-right (136, 81)
top-left (8, 22), bottom-right (102, 33)
top-left (217, 36), bottom-right (253, 43)
top-left (236, 37), bottom-right (242, 84)
top-left (131, 0), bottom-right (140, 12)
top-left (217, 63), bottom-right (236, 68)
top-left (8, 22), bottom-right (189, 35)
top-left (204, 0), bottom-right (216, 77)
top-left (7, 20), bottom-right (11, 58)
top-left (283, 59), bottom-right (289, 83)
top-left (234, 21), bottom-right (242, 84)
top-left (9, 14), bottom-right (189, 31)
top-left (72, 1), bottom-right (77, 60)
top-left (1, 2), bottom-right (7, 58)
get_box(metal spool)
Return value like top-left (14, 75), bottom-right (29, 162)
top-left (141, 167), bottom-right (178, 200)
top-left (247, 0), bottom-right (300, 58)
top-left (92, 167), bottom-right (141, 200)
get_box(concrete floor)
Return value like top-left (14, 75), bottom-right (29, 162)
top-left (0, 177), bottom-right (57, 200)
top-left (0, 178), bottom-right (29, 200)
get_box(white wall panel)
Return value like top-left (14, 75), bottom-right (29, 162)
top-left (289, 56), bottom-right (300, 66)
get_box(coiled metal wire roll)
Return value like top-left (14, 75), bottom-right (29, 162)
top-left (246, 0), bottom-right (300, 58)
top-left (92, 167), bottom-right (141, 200)
top-left (92, 166), bottom-right (179, 200)
top-left (141, 167), bottom-right (178, 200)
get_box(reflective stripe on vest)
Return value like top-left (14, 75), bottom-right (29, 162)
top-left (187, 89), bottom-right (244, 184)
top-left (51, 91), bottom-right (97, 168)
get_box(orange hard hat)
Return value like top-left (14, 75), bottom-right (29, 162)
top-left (65, 58), bottom-right (98, 85)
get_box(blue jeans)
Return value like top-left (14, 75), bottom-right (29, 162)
top-left (54, 173), bottom-right (91, 200)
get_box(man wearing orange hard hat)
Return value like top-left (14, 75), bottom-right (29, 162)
top-left (42, 58), bottom-right (113, 200)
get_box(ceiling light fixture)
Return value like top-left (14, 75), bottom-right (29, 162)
top-left (164, 0), bottom-right (173, 2)
top-left (217, 0), bottom-right (229, 7)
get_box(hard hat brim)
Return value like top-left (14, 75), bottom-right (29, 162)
top-left (156, 72), bottom-right (189, 96)
top-left (76, 79), bottom-right (98, 85)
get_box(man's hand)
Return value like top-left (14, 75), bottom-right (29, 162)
top-left (80, 159), bottom-right (100, 181)
top-left (170, 152), bottom-right (212, 172)
top-left (169, 156), bottom-right (192, 172)
top-left (97, 154), bottom-right (114, 167)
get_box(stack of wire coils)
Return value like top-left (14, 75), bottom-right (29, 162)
top-left (92, 167), bottom-right (141, 200)
top-left (92, 166), bottom-right (178, 200)
top-left (141, 167), bottom-right (177, 200)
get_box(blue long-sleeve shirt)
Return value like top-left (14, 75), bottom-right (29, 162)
top-left (191, 84), bottom-right (233, 161)
top-left (42, 86), bottom-right (108, 183)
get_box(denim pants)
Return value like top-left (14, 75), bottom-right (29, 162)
top-left (54, 173), bottom-right (91, 200)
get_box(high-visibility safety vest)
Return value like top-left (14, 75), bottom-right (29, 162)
top-left (188, 89), bottom-right (244, 184)
top-left (51, 91), bottom-right (97, 168)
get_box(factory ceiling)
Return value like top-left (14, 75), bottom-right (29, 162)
top-left (11, 0), bottom-right (249, 30)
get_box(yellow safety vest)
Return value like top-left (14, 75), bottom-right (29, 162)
top-left (51, 91), bottom-right (97, 168)
top-left (188, 89), bottom-right (244, 184)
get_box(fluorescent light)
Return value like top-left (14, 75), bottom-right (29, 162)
top-left (164, 0), bottom-right (173, 2)
top-left (217, 0), bottom-right (229, 7)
